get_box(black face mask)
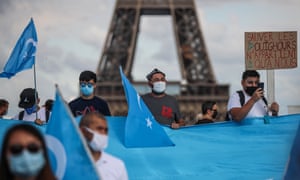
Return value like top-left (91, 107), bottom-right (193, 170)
top-left (245, 86), bottom-right (258, 96)
top-left (212, 110), bottom-right (218, 119)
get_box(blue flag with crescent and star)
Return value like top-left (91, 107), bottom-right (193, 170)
top-left (120, 67), bottom-right (174, 148)
top-left (45, 86), bottom-right (101, 179)
top-left (0, 18), bottom-right (37, 78)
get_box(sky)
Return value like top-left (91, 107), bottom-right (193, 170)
top-left (0, 0), bottom-right (299, 117)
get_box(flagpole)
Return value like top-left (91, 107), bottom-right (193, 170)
top-left (33, 62), bottom-right (38, 120)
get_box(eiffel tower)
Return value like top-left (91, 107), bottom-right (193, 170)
top-left (95, 0), bottom-right (229, 123)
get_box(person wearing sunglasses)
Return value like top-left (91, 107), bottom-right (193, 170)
top-left (0, 123), bottom-right (56, 180)
top-left (196, 101), bottom-right (218, 124)
top-left (79, 112), bottom-right (128, 180)
top-left (69, 70), bottom-right (111, 117)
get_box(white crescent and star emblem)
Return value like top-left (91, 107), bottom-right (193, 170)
top-left (21, 38), bottom-right (37, 60)
top-left (45, 135), bottom-right (67, 179)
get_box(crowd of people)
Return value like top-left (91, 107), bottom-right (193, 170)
top-left (0, 68), bottom-right (281, 179)
top-left (0, 69), bottom-right (280, 126)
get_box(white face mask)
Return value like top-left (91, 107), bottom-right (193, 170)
top-left (85, 127), bottom-right (108, 152)
top-left (152, 81), bottom-right (166, 93)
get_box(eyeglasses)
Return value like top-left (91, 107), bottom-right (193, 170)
top-left (80, 82), bottom-right (94, 88)
top-left (9, 143), bottom-right (41, 155)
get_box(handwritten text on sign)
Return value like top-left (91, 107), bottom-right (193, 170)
top-left (245, 31), bottom-right (297, 70)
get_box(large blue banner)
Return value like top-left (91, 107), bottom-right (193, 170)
top-left (1, 114), bottom-right (299, 179)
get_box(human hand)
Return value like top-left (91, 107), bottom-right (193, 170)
top-left (171, 122), bottom-right (180, 129)
top-left (34, 119), bottom-right (44, 125)
top-left (251, 88), bottom-right (264, 102)
top-left (270, 102), bottom-right (279, 116)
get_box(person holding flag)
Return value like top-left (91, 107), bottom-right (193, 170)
top-left (13, 88), bottom-right (48, 125)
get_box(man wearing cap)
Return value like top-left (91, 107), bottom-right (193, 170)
top-left (141, 68), bottom-right (185, 129)
top-left (13, 88), bottom-right (47, 125)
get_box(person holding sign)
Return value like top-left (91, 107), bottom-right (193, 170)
top-left (227, 70), bottom-right (279, 121)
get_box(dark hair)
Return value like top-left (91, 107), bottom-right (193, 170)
top-left (202, 101), bottom-right (216, 115)
top-left (0, 123), bottom-right (56, 180)
top-left (242, 70), bottom-right (260, 80)
top-left (79, 112), bottom-right (106, 127)
top-left (146, 68), bottom-right (166, 81)
top-left (79, 70), bottom-right (97, 82)
top-left (0, 99), bottom-right (9, 107)
top-left (44, 99), bottom-right (54, 111)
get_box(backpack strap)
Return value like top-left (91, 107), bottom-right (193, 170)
top-left (45, 110), bottom-right (50, 122)
top-left (19, 109), bottom-right (51, 122)
top-left (18, 111), bottom-right (25, 120)
top-left (225, 91), bottom-right (244, 121)
top-left (237, 90), bottom-right (245, 106)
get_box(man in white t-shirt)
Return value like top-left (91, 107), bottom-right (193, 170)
top-left (13, 88), bottom-right (48, 125)
top-left (227, 70), bottom-right (279, 121)
top-left (79, 112), bottom-right (128, 180)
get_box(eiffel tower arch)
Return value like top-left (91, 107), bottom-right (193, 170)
top-left (96, 0), bottom-right (229, 123)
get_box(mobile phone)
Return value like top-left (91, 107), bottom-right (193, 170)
top-left (258, 82), bottom-right (264, 90)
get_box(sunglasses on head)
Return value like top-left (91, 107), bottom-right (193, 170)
top-left (9, 143), bottom-right (41, 155)
top-left (80, 82), bottom-right (94, 88)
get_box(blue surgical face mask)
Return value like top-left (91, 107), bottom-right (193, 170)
top-left (25, 105), bottom-right (37, 115)
top-left (8, 150), bottom-right (45, 177)
top-left (80, 86), bottom-right (94, 96)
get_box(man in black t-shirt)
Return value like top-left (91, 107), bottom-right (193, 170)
top-left (69, 70), bottom-right (111, 117)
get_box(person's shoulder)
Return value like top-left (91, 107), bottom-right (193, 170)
top-left (163, 94), bottom-right (178, 101)
top-left (93, 96), bottom-right (108, 103)
top-left (102, 151), bottom-right (123, 163)
top-left (68, 97), bottom-right (81, 105)
top-left (196, 118), bottom-right (214, 124)
top-left (102, 151), bottom-right (125, 165)
top-left (141, 93), bottom-right (151, 97)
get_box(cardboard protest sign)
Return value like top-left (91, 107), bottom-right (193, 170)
top-left (245, 31), bottom-right (297, 70)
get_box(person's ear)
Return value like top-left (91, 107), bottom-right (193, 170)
top-left (80, 127), bottom-right (93, 141)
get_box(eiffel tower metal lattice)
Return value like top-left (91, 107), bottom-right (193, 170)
top-left (96, 0), bottom-right (229, 123)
